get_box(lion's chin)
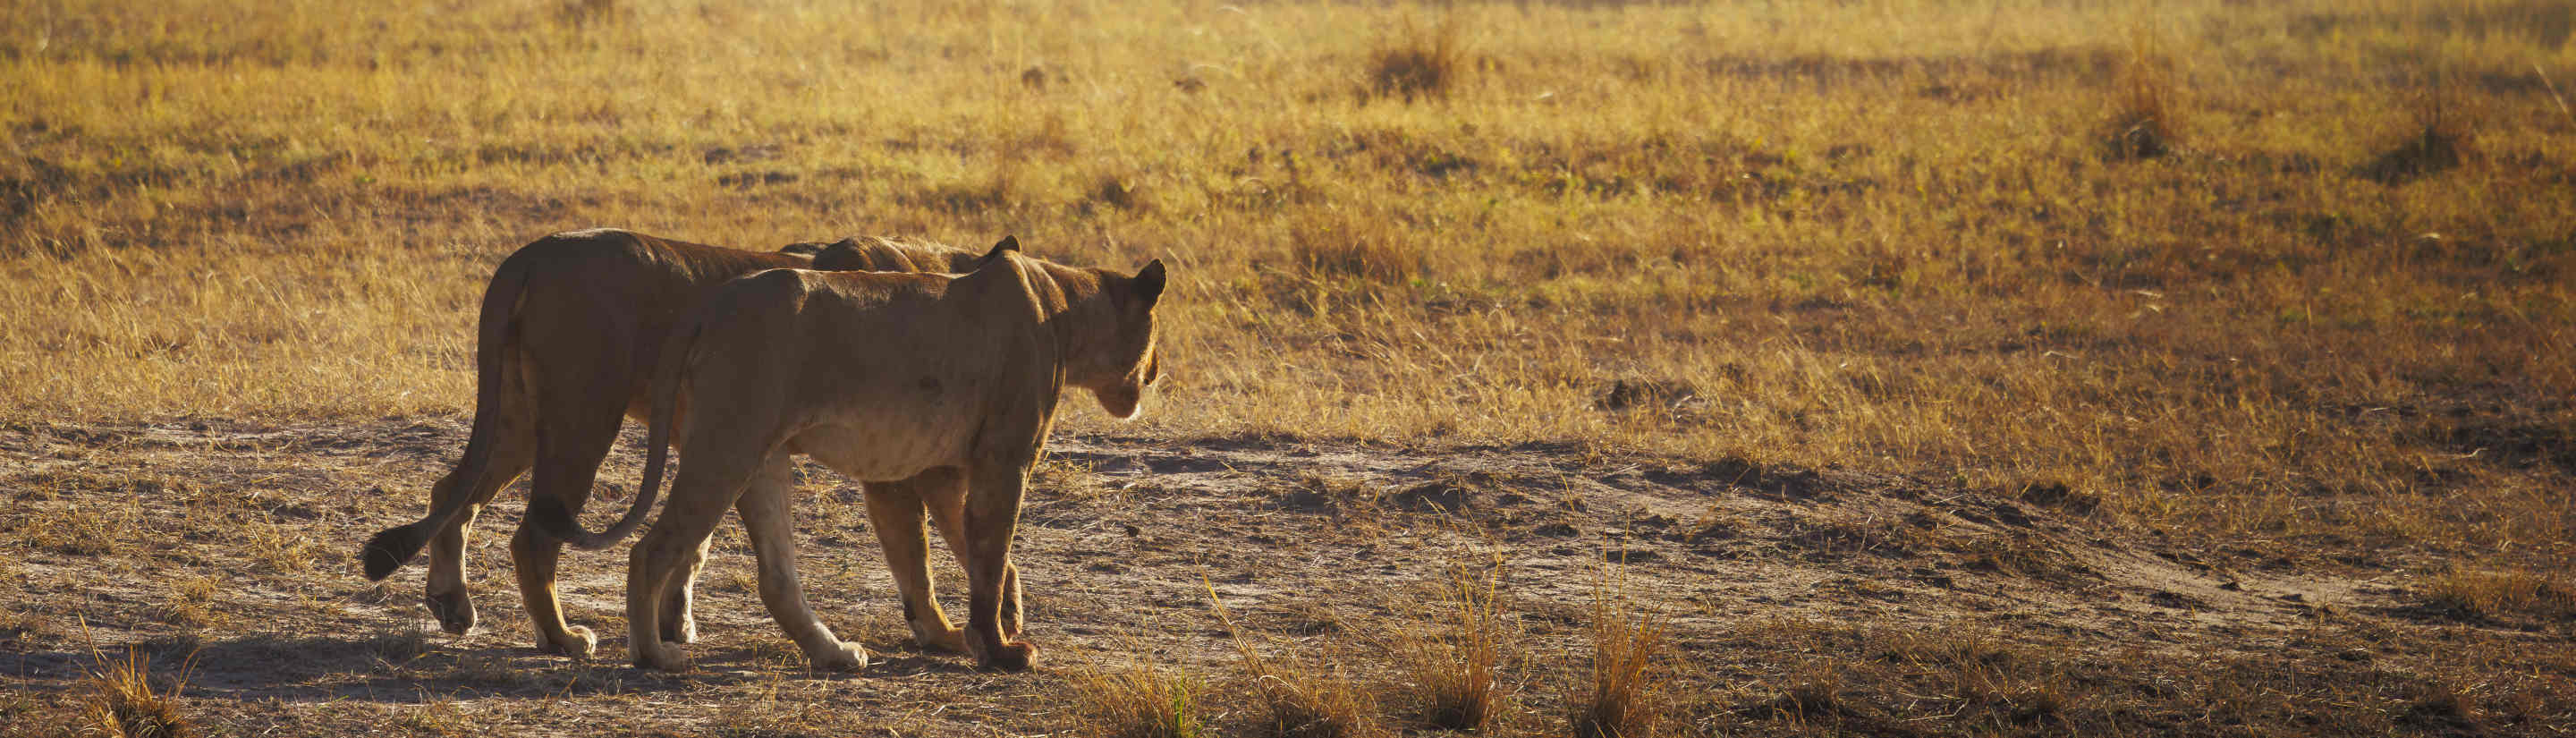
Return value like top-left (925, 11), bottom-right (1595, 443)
top-left (1094, 388), bottom-right (1142, 420)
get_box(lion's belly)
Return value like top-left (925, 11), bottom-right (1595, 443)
top-left (791, 413), bottom-right (975, 483)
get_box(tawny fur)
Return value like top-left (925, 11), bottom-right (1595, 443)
top-left (357, 228), bottom-right (993, 657)
top-left (561, 241), bottom-right (1166, 673)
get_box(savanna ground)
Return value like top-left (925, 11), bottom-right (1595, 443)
top-left (4, 0), bottom-right (2574, 735)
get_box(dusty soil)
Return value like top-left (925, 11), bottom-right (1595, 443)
top-left (0, 417), bottom-right (2567, 736)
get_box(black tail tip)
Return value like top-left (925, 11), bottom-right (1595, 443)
top-left (361, 525), bottom-right (426, 581)
top-left (526, 498), bottom-right (575, 540)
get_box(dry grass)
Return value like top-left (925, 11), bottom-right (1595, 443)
top-left (2422, 564), bottom-right (2576, 624)
top-left (1208, 581), bottom-right (1380, 738)
top-left (1366, 15), bottom-right (1467, 103)
top-left (1067, 661), bottom-right (1207, 738)
top-left (1881, 628), bottom-right (2089, 725)
top-left (2362, 74), bottom-right (2477, 184)
top-left (78, 647), bottom-right (195, 738)
top-left (149, 576), bottom-right (221, 630)
top-left (4, 0), bottom-right (2576, 734)
top-left (1290, 224), bottom-right (1420, 284)
top-left (1565, 572), bottom-right (1666, 738)
top-left (1391, 556), bottom-right (1507, 733)
top-left (2, 0), bottom-right (2566, 564)
top-left (2105, 28), bottom-right (2182, 160)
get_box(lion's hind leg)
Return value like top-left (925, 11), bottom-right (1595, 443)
top-left (421, 377), bottom-right (538, 636)
top-left (624, 466), bottom-right (741, 672)
top-left (741, 453), bottom-right (869, 671)
top-left (513, 393), bottom-right (629, 658)
top-left (866, 471), bottom-right (970, 653)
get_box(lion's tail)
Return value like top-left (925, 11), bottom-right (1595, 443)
top-left (529, 312), bottom-right (698, 551)
top-left (360, 250), bottom-right (532, 581)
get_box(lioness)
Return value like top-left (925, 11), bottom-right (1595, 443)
top-left (541, 239), bottom-right (1165, 672)
top-left (359, 228), bottom-right (1012, 657)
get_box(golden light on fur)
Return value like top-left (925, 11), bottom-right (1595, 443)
top-left (598, 249), bottom-right (1165, 673)
top-left (355, 229), bottom-right (988, 658)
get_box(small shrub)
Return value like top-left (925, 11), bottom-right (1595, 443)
top-left (555, 0), bottom-right (621, 26)
top-left (1367, 16), bottom-right (1466, 103)
top-left (366, 625), bottom-right (432, 665)
top-left (1291, 227), bottom-right (1419, 284)
top-left (2399, 678), bottom-right (2483, 732)
top-left (28, 504), bottom-right (119, 556)
top-left (243, 523), bottom-right (318, 574)
top-left (151, 577), bottom-right (221, 629)
top-left (1085, 174), bottom-right (1149, 214)
top-left (2105, 33), bottom-right (2181, 160)
top-left (2360, 101), bottom-right (2470, 184)
top-left (1737, 665), bottom-right (1842, 720)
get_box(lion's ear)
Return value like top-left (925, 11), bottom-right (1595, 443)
top-left (811, 239), bottom-right (865, 271)
top-left (982, 235), bottom-right (1021, 263)
top-left (1134, 259), bottom-right (1166, 305)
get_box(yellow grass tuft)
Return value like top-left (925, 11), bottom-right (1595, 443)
top-left (2422, 564), bottom-right (2576, 623)
top-left (1290, 226), bottom-right (1419, 284)
top-left (79, 647), bottom-right (195, 738)
top-left (1367, 15), bottom-right (1467, 103)
top-left (1067, 661), bottom-right (1207, 738)
top-left (2361, 75), bottom-right (2474, 184)
top-left (1566, 570), bottom-right (1667, 738)
top-left (1392, 556), bottom-right (1507, 733)
top-left (1208, 580), bottom-right (1382, 738)
top-left (2105, 28), bottom-right (2182, 160)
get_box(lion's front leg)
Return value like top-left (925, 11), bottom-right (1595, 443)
top-left (923, 473), bottom-right (1027, 643)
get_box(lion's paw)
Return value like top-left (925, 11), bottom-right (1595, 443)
top-left (812, 640), bottom-right (870, 673)
top-left (539, 625), bottom-right (597, 658)
top-left (634, 642), bottom-right (692, 673)
top-left (978, 640), bottom-right (1038, 673)
top-left (426, 591), bottom-right (476, 635)
top-left (914, 625), bottom-right (970, 654)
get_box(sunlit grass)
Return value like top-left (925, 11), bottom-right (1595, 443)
top-left (1, 0), bottom-right (2571, 560)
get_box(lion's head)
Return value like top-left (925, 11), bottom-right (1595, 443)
top-left (1080, 259), bottom-right (1165, 420)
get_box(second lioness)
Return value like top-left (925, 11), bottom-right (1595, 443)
top-left (544, 239), bottom-right (1167, 672)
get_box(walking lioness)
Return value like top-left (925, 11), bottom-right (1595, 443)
top-left (539, 238), bottom-right (1166, 672)
top-left (358, 228), bottom-right (1004, 657)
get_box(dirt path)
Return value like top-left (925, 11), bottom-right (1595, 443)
top-left (0, 418), bottom-right (2562, 736)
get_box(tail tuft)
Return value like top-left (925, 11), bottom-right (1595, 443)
top-left (527, 497), bottom-right (577, 542)
top-left (361, 523), bottom-right (430, 581)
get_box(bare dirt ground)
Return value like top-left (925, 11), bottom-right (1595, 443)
top-left (1, 417), bottom-right (2568, 736)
